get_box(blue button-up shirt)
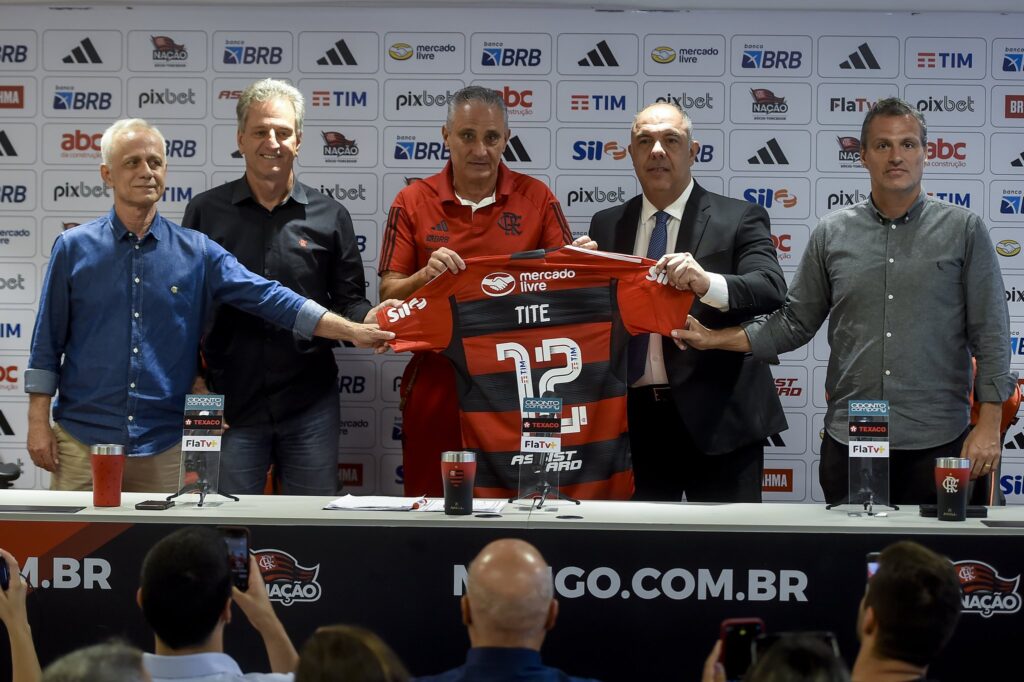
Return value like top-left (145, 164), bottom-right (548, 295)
top-left (25, 209), bottom-right (326, 456)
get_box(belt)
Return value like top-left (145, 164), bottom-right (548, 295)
top-left (629, 384), bottom-right (674, 403)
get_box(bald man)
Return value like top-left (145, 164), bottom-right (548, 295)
top-left (415, 539), bottom-right (599, 682)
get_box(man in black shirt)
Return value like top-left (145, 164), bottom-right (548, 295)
top-left (182, 78), bottom-right (375, 495)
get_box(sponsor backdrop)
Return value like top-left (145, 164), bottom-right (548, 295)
top-left (0, 517), bottom-right (1020, 678)
top-left (1, 6), bottom-right (1023, 501)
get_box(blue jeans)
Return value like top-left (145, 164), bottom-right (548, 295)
top-left (218, 385), bottom-right (340, 495)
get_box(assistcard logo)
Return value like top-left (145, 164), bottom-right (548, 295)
top-left (481, 272), bottom-right (516, 297)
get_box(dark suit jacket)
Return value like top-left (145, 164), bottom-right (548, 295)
top-left (589, 182), bottom-right (788, 455)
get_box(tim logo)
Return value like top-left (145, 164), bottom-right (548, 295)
top-left (254, 549), bottom-right (322, 606)
top-left (481, 272), bottom-right (516, 297)
top-left (497, 212), bottom-right (522, 236)
top-left (151, 35), bottom-right (187, 62)
top-left (321, 131), bottom-right (358, 157)
top-left (741, 49), bottom-right (802, 70)
top-left (953, 560), bottom-right (1021, 617)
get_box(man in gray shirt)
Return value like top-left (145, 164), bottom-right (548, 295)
top-left (673, 98), bottom-right (1014, 505)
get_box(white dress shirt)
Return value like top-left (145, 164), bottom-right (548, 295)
top-left (632, 179), bottom-right (728, 387)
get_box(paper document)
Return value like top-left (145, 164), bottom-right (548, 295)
top-left (324, 494), bottom-right (427, 511)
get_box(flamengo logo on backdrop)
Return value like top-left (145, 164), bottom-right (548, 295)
top-left (253, 549), bottom-right (322, 606)
top-left (151, 36), bottom-right (188, 62)
top-left (953, 560), bottom-right (1021, 617)
top-left (453, 564), bottom-right (808, 602)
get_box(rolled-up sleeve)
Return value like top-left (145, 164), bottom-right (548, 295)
top-left (25, 236), bottom-right (70, 396)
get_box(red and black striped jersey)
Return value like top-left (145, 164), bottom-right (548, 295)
top-left (378, 246), bottom-right (694, 500)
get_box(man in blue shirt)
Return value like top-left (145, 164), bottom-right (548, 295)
top-left (25, 118), bottom-right (392, 492)
top-left (415, 539), bottom-right (600, 682)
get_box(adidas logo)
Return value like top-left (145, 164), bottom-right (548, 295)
top-left (62, 37), bottom-right (102, 64)
top-left (748, 138), bottom-right (790, 165)
top-left (0, 409), bottom-right (14, 436)
top-left (1012, 151), bottom-right (1024, 168)
top-left (839, 42), bottom-right (880, 70)
top-left (0, 131), bottom-right (16, 157)
top-left (316, 39), bottom-right (357, 66)
top-left (578, 40), bottom-right (618, 67)
top-left (502, 135), bottom-right (531, 163)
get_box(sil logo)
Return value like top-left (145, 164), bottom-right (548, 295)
top-left (954, 560), bottom-right (1021, 617)
top-left (253, 549), bottom-right (322, 606)
top-left (481, 272), bottom-right (516, 297)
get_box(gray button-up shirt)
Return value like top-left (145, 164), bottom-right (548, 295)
top-left (745, 193), bottom-right (1014, 449)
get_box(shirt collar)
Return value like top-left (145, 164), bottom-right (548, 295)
top-left (142, 652), bottom-right (244, 677)
top-left (868, 191), bottom-right (925, 225)
top-left (435, 160), bottom-right (511, 204)
top-left (641, 177), bottom-right (694, 226)
top-left (232, 174), bottom-right (308, 208)
top-left (108, 207), bottom-right (166, 241)
top-left (465, 647), bottom-right (543, 667)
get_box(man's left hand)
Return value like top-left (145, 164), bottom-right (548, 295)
top-left (656, 252), bottom-right (710, 296)
top-left (961, 402), bottom-right (1002, 479)
top-left (572, 235), bottom-right (599, 250)
top-left (365, 299), bottom-right (403, 324)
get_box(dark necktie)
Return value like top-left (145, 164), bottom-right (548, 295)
top-left (627, 211), bottom-right (670, 385)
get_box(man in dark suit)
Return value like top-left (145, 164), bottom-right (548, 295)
top-left (588, 102), bottom-right (786, 502)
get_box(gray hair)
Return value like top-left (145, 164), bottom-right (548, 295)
top-left (100, 118), bottom-right (165, 166)
top-left (445, 85), bottom-right (508, 128)
top-left (237, 78), bottom-right (305, 134)
top-left (632, 102), bottom-right (694, 141)
top-left (860, 97), bottom-right (927, 149)
top-left (43, 641), bottom-right (148, 682)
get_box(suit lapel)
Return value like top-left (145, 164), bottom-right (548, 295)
top-left (674, 182), bottom-right (710, 255)
top-left (612, 195), bottom-right (644, 255)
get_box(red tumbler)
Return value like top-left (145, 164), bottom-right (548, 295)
top-left (90, 444), bottom-right (126, 507)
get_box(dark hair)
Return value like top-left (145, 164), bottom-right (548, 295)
top-left (43, 640), bottom-right (147, 682)
top-left (445, 85), bottom-right (508, 128)
top-left (139, 526), bottom-right (232, 649)
top-left (866, 541), bottom-right (962, 666)
top-left (296, 625), bottom-right (410, 682)
top-left (746, 634), bottom-right (849, 682)
top-left (860, 97), bottom-right (927, 150)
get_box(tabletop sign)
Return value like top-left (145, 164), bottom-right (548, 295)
top-left (848, 400), bottom-right (889, 458)
top-left (521, 396), bottom-right (562, 454)
top-left (176, 393), bottom-right (226, 496)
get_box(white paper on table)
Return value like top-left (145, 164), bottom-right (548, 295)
top-left (413, 499), bottom-right (506, 513)
top-left (323, 494), bottom-right (427, 511)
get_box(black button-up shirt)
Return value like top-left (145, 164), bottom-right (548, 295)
top-left (182, 176), bottom-right (372, 426)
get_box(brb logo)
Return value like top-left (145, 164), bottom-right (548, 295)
top-left (953, 560), bottom-right (1021, 617)
top-left (741, 45), bottom-right (802, 70)
top-left (253, 549), bottom-right (322, 606)
top-left (481, 43), bottom-right (542, 67)
top-left (223, 40), bottom-right (282, 65)
top-left (53, 89), bottom-right (111, 111)
top-left (394, 136), bottom-right (449, 161)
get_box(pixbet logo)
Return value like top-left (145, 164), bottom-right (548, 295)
top-left (53, 181), bottom-right (110, 202)
top-left (566, 186), bottom-right (626, 207)
top-left (318, 183), bottom-right (367, 201)
top-left (915, 95), bottom-right (975, 113)
top-left (395, 89), bottom-right (455, 110)
top-left (827, 188), bottom-right (867, 210)
top-left (138, 87), bottom-right (196, 107)
top-left (653, 91), bottom-right (715, 110)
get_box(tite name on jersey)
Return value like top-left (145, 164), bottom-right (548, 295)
top-left (511, 450), bottom-right (582, 471)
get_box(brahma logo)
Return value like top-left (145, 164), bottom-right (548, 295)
top-left (997, 240), bottom-right (1022, 257)
top-left (762, 468), bottom-right (794, 493)
top-left (388, 43), bottom-right (413, 60)
top-left (953, 560), bottom-right (1021, 617)
top-left (254, 549), bottom-right (322, 606)
top-left (650, 46), bottom-right (675, 64)
top-left (338, 463), bottom-right (363, 487)
top-left (1007, 95), bottom-right (1024, 119)
top-left (481, 272), bottom-right (516, 297)
top-left (0, 85), bottom-right (25, 109)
